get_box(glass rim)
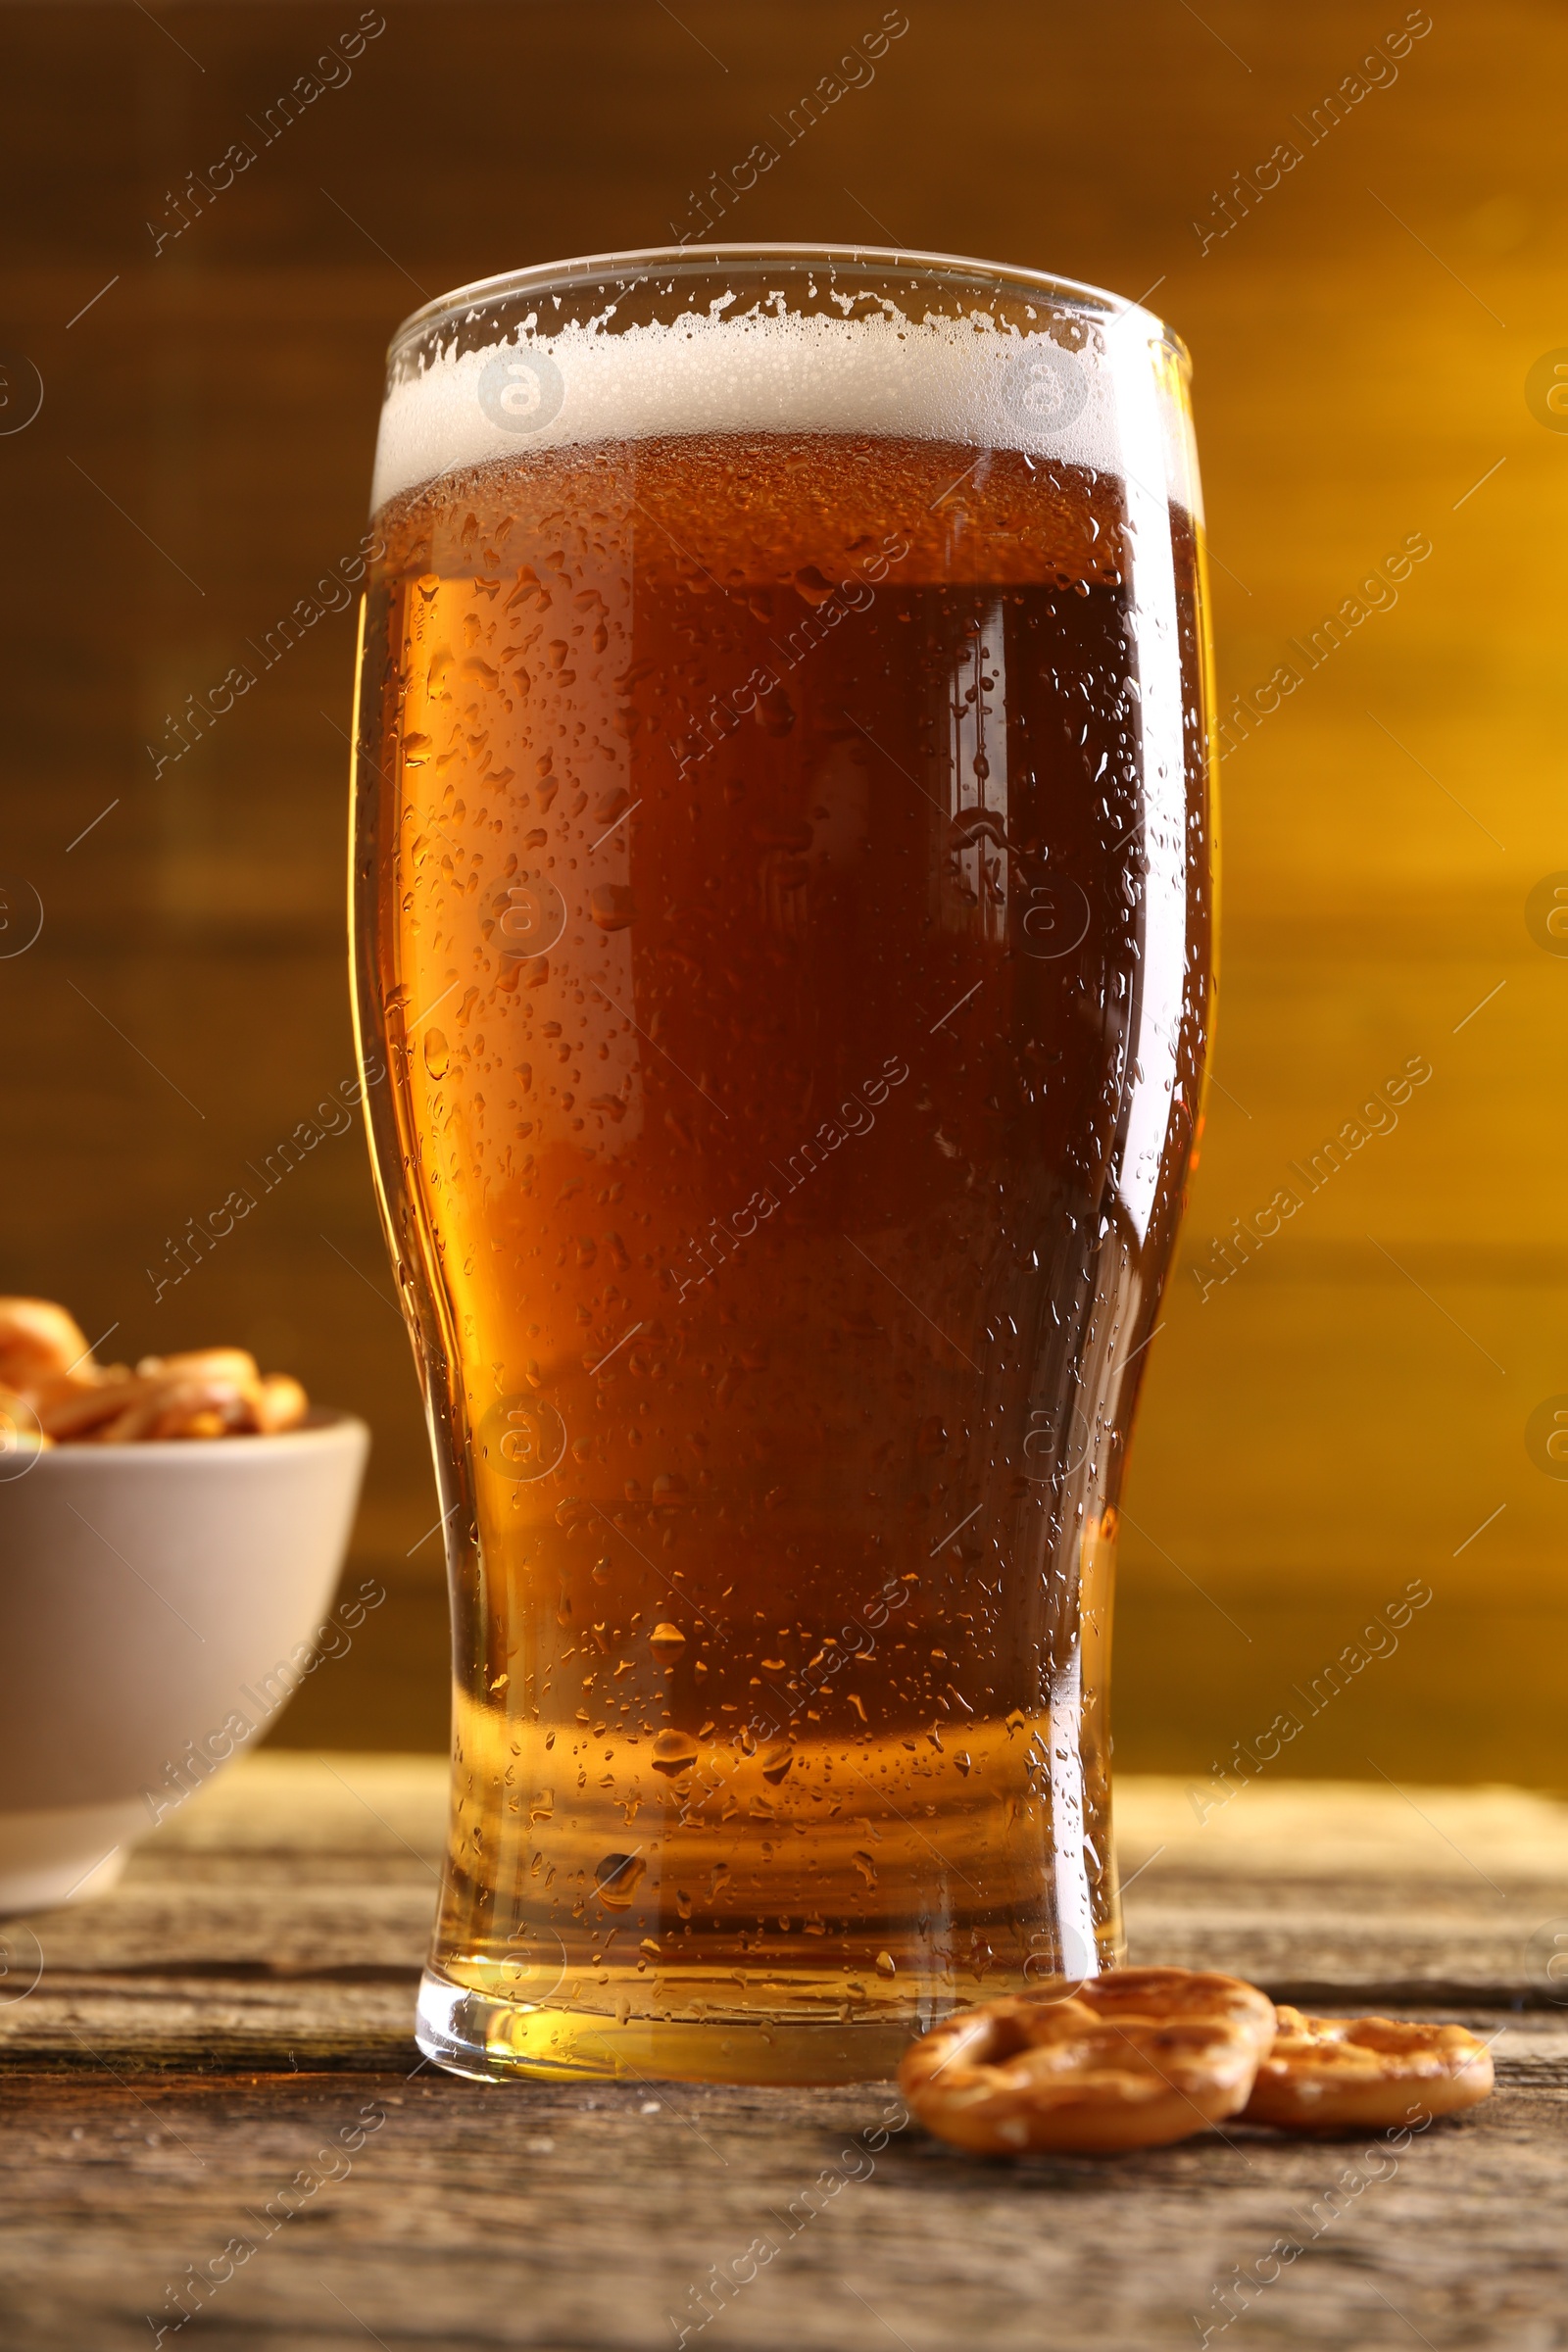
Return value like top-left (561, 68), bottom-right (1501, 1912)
top-left (385, 241), bottom-right (1188, 370)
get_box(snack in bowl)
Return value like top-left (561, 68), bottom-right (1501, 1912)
top-left (0, 1297), bottom-right (308, 1450)
top-left (1241, 2005), bottom-right (1494, 2133)
top-left (898, 1968), bottom-right (1277, 2156)
top-left (0, 1298), bottom-right (367, 1913)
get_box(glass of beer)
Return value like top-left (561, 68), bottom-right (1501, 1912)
top-left (350, 245), bottom-right (1214, 2084)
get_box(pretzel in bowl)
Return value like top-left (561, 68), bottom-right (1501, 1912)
top-left (0, 1298), bottom-right (95, 1395)
top-left (1243, 2005), bottom-right (1494, 2133)
top-left (0, 1299), bottom-right (309, 1447)
top-left (899, 1968), bottom-right (1277, 2156)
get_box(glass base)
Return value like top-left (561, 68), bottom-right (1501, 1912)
top-left (418, 1966), bottom-right (941, 2086)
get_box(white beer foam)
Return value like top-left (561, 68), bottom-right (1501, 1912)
top-left (370, 305), bottom-right (1185, 514)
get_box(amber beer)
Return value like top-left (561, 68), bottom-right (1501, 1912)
top-left (351, 251), bottom-right (1214, 2083)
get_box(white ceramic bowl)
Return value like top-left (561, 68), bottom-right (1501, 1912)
top-left (0, 1410), bottom-right (369, 1913)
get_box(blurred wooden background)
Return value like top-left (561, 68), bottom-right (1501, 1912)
top-left (1, 0), bottom-right (1561, 1779)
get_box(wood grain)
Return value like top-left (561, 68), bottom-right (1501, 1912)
top-left (0, 1758), bottom-right (1564, 2349)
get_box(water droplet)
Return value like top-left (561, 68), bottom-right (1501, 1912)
top-left (594, 1852), bottom-right (646, 1909)
top-left (948, 806), bottom-right (1007, 850)
top-left (755, 684), bottom-right (795, 737)
top-left (650, 1730), bottom-right (699, 1775)
top-left (590, 884), bottom-right (636, 931)
top-left (423, 1029), bottom-right (450, 1079)
top-left (650, 1622), bottom-right (687, 1659)
top-left (759, 1740), bottom-right (795, 1785)
top-left (875, 1950), bottom-right (897, 1978)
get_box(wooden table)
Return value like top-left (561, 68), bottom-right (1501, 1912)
top-left (2, 1758), bottom-right (1564, 2351)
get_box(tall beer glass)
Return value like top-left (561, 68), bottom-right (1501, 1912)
top-left (350, 246), bottom-right (1214, 2084)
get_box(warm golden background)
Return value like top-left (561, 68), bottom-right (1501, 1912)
top-left (2, 1), bottom-right (1558, 1779)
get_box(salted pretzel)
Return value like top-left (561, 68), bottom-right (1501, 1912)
top-left (1243, 2005), bottom-right (1494, 2133)
top-left (0, 1298), bottom-right (93, 1393)
top-left (899, 1968), bottom-right (1276, 2156)
top-left (0, 1301), bottom-right (309, 1446)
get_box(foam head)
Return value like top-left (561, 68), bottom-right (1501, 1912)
top-left (371, 295), bottom-right (1197, 518)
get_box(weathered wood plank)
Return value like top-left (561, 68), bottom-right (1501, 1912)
top-left (0, 2066), bottom-right (1564, 2350)
top-left (1, 1759), bottom-right (1563, 2350)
